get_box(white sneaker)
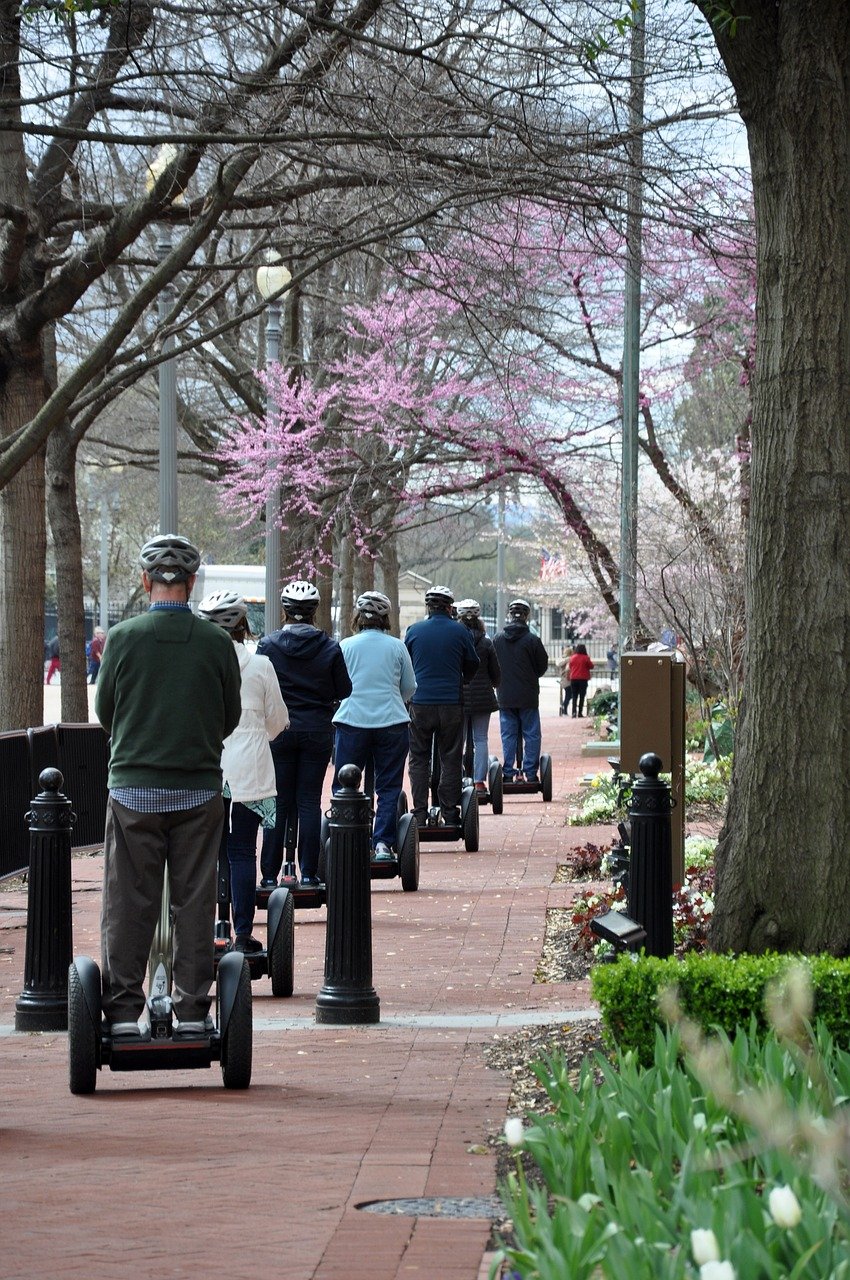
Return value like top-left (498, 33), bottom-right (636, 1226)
top-left (373, 842), bottom-right (394, 861)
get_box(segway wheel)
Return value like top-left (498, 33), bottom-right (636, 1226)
top-left (488, 760), bottom-right (504, 815)
top-left (397, 790), bottom-right (409, 819)
top-left (540, 754), bottom-right (553, 803)
top-left (463, 789), bottom-right (480, 852)
top-left (269, 890), bottom-right (295, 998)
top-left (221, 958), bottom-right (253, 1090)
top-left (68, 961), bottom-right (99, 1096)
top-left (397, 813), bottom-right (419, 892)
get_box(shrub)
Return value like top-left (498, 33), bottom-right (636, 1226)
top-left (567, 841), bottom-right (609, 878)
top-left (591, 951), bottom-right (850, 1066)
top-left (569, 759), bottom-right (730, 825)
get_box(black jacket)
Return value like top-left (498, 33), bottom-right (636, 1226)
top-left (258, 624), bottom-right (352, 734)
top-left (492, 623), bottom-right (549, 709)
top-left (462, 629), bottom-right (501, 715)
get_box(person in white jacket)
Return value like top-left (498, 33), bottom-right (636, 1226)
top-left (198, 590), bottom-right (289, 953)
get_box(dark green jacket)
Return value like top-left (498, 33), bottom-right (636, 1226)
top-left (95, 607), bottom-right (242, 790)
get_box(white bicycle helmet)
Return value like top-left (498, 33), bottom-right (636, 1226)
top-left (280, 580), bottom-right (320, 619)
top-left (355, 591), bottom-right (392, 617)
top-left (508, 597), bottom-right (531, 619)
top-left (424, 584), bottom-right (454, 608)
top-left (139, 534), bottom-right (201, 584)
top-left (198, 590), bottom-right (248, 631)
top-left (456, 598), bottom-right (481, 618)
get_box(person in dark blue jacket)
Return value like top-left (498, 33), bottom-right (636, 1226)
top-left (404, 585), bottom-right (479, 826)
top-left (492, 598), bottom-right (549, 782)
top-left (257, 580), bottom-right (352, 887)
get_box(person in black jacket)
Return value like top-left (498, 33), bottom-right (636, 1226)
top-left (456, 599), bottom-right (501, 794)
top-left (492, 598), bottom-right (549, 783)
top-left (257, 580), bottom-right (352, 887)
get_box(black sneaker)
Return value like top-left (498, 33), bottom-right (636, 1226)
top-left (300, 875), bottom-right (322, 888)
top-left (233, 935), bottom-right (264, 954)
top-left (259, 878), bottom-right (277, 890)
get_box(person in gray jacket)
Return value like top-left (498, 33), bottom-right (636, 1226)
top-left (492, 598), bottom-right (549, 783)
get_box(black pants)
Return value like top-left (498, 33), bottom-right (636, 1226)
top-left (408, 703), bottom-right (464, 819)
top-left (571, 680), bottom-right (589, 716)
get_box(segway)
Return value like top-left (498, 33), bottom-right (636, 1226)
top-left (68, 870), bottom-right (253, 1094)
top-left (500, 723), bottom-right (553, 802)
top-left (320, 769), bottom-right (420, 891)
top-left (259, 811), bottom-right (327, 910)
top-left (417, 732), bottom-right (479, 851)
top-left (214, 826), bottom-right (295, 998)
top-left (461, 721), bottom-right (504, 815)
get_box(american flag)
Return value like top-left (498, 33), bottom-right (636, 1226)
top-left (540, 547), bottom-right (564, 581)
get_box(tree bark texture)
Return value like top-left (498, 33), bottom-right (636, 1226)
top-left (706, 2), bottom-right (850, 953)
top-left (0, 359), bottom-right (46, 731)
top-left (46, 424), bottom-right (88, 725)
top-left (379, 536), bottom-right (400, 637)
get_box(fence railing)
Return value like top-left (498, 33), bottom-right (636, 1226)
top-left (0, 723), bottom-right (108, 879)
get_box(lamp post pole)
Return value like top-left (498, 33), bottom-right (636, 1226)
top-left (256, 256), bottom-right (291, 637)
top-left (264, 299), bottom-right (282, 635)
top-left (618, 0), bottom-right (645, 664)
top-left (157, 233), bottom-right (178, 535)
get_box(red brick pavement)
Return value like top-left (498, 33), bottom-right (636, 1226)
top-left (0, 706), bottom-right (611, 1280)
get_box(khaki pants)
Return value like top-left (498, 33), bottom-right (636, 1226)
top-left (101, 795), bottom-right (224, 1023)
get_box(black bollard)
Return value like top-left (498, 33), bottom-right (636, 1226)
top-left (316, 763), bottom-right (380, 1025)
top-left (15, 768), bottom-right (75, 1031)
top-left (627, 752), bottom-right (674, 958)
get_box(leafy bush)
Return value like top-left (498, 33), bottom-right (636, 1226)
top-left (591, 951), bottom-right (850, 1065)
top-left (569, 759), bottom-right (730, 825)
top-left (588, 688), bottom-right (618, 719)
top-left (493, 1015), bottom-right (850, 1279)
top-left (567, 841), bottom-right (609, 878)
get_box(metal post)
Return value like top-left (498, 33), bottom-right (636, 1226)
top-left (15, 769), bottom-right (75, 1031)
top-left (264, 301), bottom-right (282, 636)
top-left (626, 752), bottom-right (673, 958)
top-left (316, 764), bottom-right (380, 1024)
top-left (157, 234), bottom-right (178, 535)
top-left (99, 502), bottom-right (110, 631)
top-left (496, 487), bottom-right (506, 628)
top-left (618, 0), bottom-right (645, 665)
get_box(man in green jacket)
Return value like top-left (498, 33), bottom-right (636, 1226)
top-left (95, 534), bottom-right (241, 1040)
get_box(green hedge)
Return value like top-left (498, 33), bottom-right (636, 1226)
top-left (591, 951), bottom-right (850, 1065)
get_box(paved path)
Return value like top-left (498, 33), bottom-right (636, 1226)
top-left (0, 701), bottom-right (607, 1280)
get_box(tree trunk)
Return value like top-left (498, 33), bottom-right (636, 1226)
top-left (0, 358), bottom-right (46, 731)
top-left (353, 547), bottom-right (374, 598)
top-left (379, 536), bottom-right (400, 636)
top-left (46, 422), bottom-right (89, 724)
top-left (338, 536), bottom-right (354, 639)
top-left (706, 2), bottom-right (850, 953)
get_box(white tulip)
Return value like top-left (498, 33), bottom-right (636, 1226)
top-left (691, 1229), bottom-right (720, 1265)
top-left (503, 1117), bottom-right (525, 1147)
top-left (768, 1184), bottom-right (802, 1228)
top-left (692, 1112), bottom-right (707, 1131)
top-left (700, 1262), bottom-right (736, 1280)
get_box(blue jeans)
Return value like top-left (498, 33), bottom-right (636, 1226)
top-left (228, 801), bottom-right (262, 937)
top-left (499, 707), bottom-right (542, 780)
top-left (464, 712), bottom-right (492, 783)
top-left (260, 729), bottom-right (333, 881)
top-left (334, 723), bottom-right (409, 850)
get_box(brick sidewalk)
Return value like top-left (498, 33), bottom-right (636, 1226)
top-left (0, 708), bottom-right (606, 1280)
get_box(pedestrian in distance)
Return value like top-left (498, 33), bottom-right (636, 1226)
top-left (333, 591), bottom-right (416, 860)
top-left (456, 599), bottom-right (501, 794)
top-left (404, 585), bottom-right (479, 826)
top-left (198, 590), bottom-right (289, 954)
top-left (94, 534), bottom-right (242, 1041)
top-left (257, 580), bottom-right (352, 889)
top-left (87, 627), bottom-right (106, 684)
top-left (557, 647), bottom-right (573, 715)
top-left (45, 633), bottom-right (61, 685)
top-left (492, 598), bottom-right (549, 782)
top-left (568, 642), bottom-right (594, 717)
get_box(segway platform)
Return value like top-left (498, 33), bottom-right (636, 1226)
top-left (416, 784), bottom-right (479, 851)
top-left (501, 752), bottom-right (553, 802)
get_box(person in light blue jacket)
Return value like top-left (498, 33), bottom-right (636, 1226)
top-left (333, 592), bottom-right (416, 860)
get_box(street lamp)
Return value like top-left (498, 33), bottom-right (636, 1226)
top-left (255, 256), bottom-right (292, 635)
